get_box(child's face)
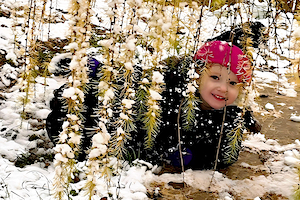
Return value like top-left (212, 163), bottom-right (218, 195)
top-left (198, 63), bottom-right (241, 110)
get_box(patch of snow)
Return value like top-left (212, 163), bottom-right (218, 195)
top-left (265, 103), bottom-right (274, 110)
top-left (290, 113), bottom-right (300, 122)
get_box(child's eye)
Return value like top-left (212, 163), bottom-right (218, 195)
top-left (210, 75), bottom-right (219, 80)
top-left (229, 81), bottom-right (237, 86)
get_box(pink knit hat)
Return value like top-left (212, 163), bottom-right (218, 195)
top-left (194, 40), bottom-right (252, 83)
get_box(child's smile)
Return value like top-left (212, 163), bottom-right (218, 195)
top-left (199, 63), bottom-right (240, 110)
top-left (212, 94), bottom-right (226, 100)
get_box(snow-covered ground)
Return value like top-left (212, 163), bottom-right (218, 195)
top-left (0, 0), bottom-right (300, 199)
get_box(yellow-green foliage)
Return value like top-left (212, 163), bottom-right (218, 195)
top-left (181, 59), bottom-right (202, 131)
top-left (53, 158), bottom-right (77, 199)
top-left (294, 165), bottom-right (300, 200)
top-left (143, 96), bottom-right (163, 148)
top-left (295, 188), bottom-right (300, 200)
top-left (182, 93), bottom-right (200, 131)
top-left (225, 122), bottom-right (244, 164)
top-left (18, 0), bottom-right (54, 119)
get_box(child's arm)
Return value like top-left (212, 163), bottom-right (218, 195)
top-left (244, 109), bottom-right (262, 133)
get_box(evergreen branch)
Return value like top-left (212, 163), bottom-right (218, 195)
top-left (181, 93), bottom-right (200, 131)
top-left (181, 58), bottom-right (201, 131)
top-left (143, 106), bottom-right (162, 149)
top-left (110, 130), bottom-right (131, 159)
top-left (178, 56), bottom-right (193, 75)
top-left (135, 85), bottom-right (149, 119)
top-left (224, 123), bottom-right (245, 164)
top-left (294, 165), bottom-right (300, 200)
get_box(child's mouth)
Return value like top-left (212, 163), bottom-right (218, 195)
top-left (212, 94), bottom-right (226, 100)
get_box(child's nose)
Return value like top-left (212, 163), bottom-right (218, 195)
top-left (217, 82), bottom-right (227, 92)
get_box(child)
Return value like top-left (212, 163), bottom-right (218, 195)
top-left (130, 40), bottom-right (261, 170)
top-left (46, 41), bottom-right (260, 169)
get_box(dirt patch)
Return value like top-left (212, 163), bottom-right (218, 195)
top-left (254, 83), bottom-right (300, 145)
top-left (219, 150), bottom-right (269, 180)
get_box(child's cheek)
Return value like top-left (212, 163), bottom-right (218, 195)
top-left (232, 88), bottom-right (240, 103)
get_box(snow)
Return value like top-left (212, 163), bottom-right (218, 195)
top-left (149, 89), bottom-right (162, 100)
top-left (290, 113), bottom-right (300, 122)
top-left (265, 103), bottom-right (275, 110)
top-left (186, 82), bottom-right (197, 93)
top-left (125, 62), bottom-right (134, 72)
top-left (48, 53), bottom-right (72, 73)
top-left (122, 99), bottom-right (135, 109)
top-left (89, 147), bottom-right (107, 158)
top-left (126, 38), bottom-right (137, 51)
top-left (0, 0), bottom-right (299, 199)
top-left (120, 113), bottom-right (130, 120)
top-left (152, 71), bottom-right (164, 84)
top-left (34, 109), bottom-right (51, 119)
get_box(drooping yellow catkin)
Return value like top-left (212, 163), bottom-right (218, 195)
top-left (19, 0), bottom-right (49, 119)
top-left (53, 0), bottom-right (94, 199)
